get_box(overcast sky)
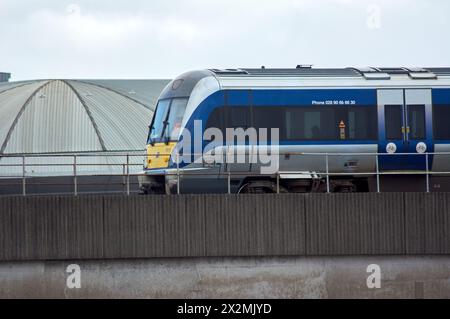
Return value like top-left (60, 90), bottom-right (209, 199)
top-left (0, 0), bottom-right (449, 81)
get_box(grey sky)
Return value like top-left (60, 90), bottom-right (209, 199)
top-left (0, 0), bottom-right (449, 81)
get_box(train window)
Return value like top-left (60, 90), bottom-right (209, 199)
top-left (205, 106), bottom-right (251, 141)
top-left (385, 105), bottom-right (403, 140)
top-left (283, 108), bottom-right (336, 140)
top-left (253, 106), bottom-right (378, 141)
top-left (225, 107), bottom-right (251, 141)
top-left (348, 111), bottom-right (357, 139)
top-left (206, 107), bottom-right (226, 133)
top-left (167, 98), bottom-right (189, 140)
top-left (210, 105), bottom-right (378, 142)
top-left (433, 105), bottom-right (450, 140)
top-left (407, 105), bottom-right (425, 140)
top-left (205, 108), bottom-right (225, 144)
top-left (149, 99), bottom-right (171, 143)
top-left (304, 111), bottom-right (322, 139)
top-left (227, 107), bottom-right (250, 129)
top-left (347, 107), bottom-right (378, 140)
top-left (253, 107), bottom-right (286, 140)
top-left (283, 106), bottom-right (377, 141)
top-left (288, 109), bottom-right (307, 140)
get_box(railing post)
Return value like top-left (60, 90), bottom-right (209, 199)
top-left (22, 155), bottom-right (26, 197)
top-left (426, 153), bottom-right (430, 193)
top-left (376, 154), bottom-right (380, 193)
top-left (73, 155), bottom-right (78, 196)
top-left (126, 154), bottom-right (130, 196)
top-left (276, 172), bottom-right (280, 194)
top-left (325, 153), bottom-right (330, 193)
top-left (227, 146), bottom-right (231, 194)
top-left (122, 164), bottom-right (126, 192)
top-left (176, 152), bottom-right (180, 195)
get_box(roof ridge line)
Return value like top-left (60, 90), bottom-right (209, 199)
top-left (61, 80), bottom-right (107, 152)
top-left (0, 80), bottom-right (53, 154)
top-left (70, 79), bottom-right (151, 110)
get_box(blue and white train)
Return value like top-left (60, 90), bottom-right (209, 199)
top-left (139, 67), bottom-right (450, 194)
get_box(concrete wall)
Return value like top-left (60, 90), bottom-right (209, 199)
top-left (1, 193), bottom-right (450, 261)
top-left (1, 256), bottom-right (449, 298)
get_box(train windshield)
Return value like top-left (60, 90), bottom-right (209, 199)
top-left (148, 98), bottom-right (188, 144)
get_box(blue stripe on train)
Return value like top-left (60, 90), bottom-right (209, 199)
top-left (433, 88), bottom-right (450, 105)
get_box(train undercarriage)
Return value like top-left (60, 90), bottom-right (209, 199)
top-left (139, 173), bottom-right (374, 195)
top-left (139, 172), bottom-right (450, 195)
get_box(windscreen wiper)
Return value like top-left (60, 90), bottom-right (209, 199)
top-left (160, 101), bottom-right (172, 145)
top-left (161, 120), bottom-right (171, 145)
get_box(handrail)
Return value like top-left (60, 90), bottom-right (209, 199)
top-left (2, 151), bottom-right (450, 157)
top-left (1, 151), bottom-right (450, 196)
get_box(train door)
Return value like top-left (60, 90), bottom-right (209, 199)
top-left (378, 89), bottom-right (433, 170)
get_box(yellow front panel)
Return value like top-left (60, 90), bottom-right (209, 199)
top-left (146, 143), bottom-right (177, 170)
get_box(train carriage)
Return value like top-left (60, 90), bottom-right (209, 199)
top-left (139, 66), bottom-right (450, 194)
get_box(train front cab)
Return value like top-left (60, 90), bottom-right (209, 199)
top-left (139, 70), bottom-right (218, 194)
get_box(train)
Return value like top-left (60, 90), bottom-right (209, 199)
top-left (138, 66), bottom-right (450, 194)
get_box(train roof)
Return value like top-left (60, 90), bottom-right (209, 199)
top-left (158, 67), bottom-right (450, 101)
top-left (209, 67), bottom-right (450, 79)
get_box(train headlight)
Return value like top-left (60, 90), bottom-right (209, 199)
top-left (386, 143), bottom-right (397, 154)
top-left (416, 142), bottom-right (427, 154)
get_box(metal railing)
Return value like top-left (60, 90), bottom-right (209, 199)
top-left (1, 151), bottom-right (450, 196)
top-left (0, 153), bottom-right (145, 196)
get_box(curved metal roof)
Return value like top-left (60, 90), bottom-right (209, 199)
top-left (80, 79), bottom-right (168, 110)
top-left (0, 79), bottom-right (169, 155)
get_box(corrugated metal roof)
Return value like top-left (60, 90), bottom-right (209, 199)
top-left (4, 80), bottom-right (104, 154)
top-left (67, 80), bottom-right (152, 151)
top-left (0, 81), bottom-right (49, 152)
top-left (0, 81), bottom-right (37, 94)
top-left (0, 79), bottom-right (166, 176)
top-left (0, 79), bottom-right (161, 155)
top-left (79, 79), bottom-right (170, 111)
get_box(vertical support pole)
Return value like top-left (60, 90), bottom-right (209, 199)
top-left (376, 154), bottom-right (381, 193)
top-left (22, 155), bottom-right (26, 197)
top-left (126, 154), bottom-right (130, 196)
top-left (73, 155), bottom-right (78, 196)
top-left (326, 153), bottom-right (330, 193)
top-left (277, 172), bottom-right (280, 194)
top-left (227, 146), bottom-right (231, 194)
top-left (426, 153), bottom-right (430, 193)
top-left (176, 152), bottom-right (180, 195)
top-left (122, 164), bottom-right (126, 192)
